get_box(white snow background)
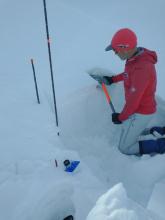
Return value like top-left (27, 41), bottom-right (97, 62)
top-left (0, 0), bottom-right (165, 219)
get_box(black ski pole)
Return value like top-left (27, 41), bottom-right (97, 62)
top-left (43, 0), bottom-right (59, 135)
top-left (31, 59), bottom-right (40, 104)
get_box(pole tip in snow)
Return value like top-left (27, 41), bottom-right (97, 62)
top-left (30, 58), bottom-right (34, 63)
top-left (63, 215), bottom-right (74, 220)
top-left (54, 159), bottom-right (58, 167)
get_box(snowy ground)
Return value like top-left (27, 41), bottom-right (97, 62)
top-left (0, 0), bottom-right (165, 220)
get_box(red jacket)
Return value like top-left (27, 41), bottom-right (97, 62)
top-left (112, 48), bottom-right (157, 121)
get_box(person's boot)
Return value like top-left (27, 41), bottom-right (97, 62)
top-left (141, 126), bottom-right (165, 136)
top-left (139, 138), bottom-right (165, 155)
top-left (150, 126), bottom-right (165, 135)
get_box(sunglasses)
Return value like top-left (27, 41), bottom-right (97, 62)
top-left (113, 44), bottom-right (129, 54)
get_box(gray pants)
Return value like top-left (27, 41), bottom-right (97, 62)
top-left (118, 113), bottom-right (154, 155)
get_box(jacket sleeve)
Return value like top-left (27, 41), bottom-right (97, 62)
top-left (119, 64), bottom-right (151, 121)
top-left (112, 73), bottom-right (125, 83)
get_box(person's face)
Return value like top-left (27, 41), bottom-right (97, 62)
top-left (113, 47), bottom-right (137, 60)
top-left (113, 49), bottom-right (129, 60)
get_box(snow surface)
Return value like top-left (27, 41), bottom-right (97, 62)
top-left (0, 0), bottom-right (165, 220)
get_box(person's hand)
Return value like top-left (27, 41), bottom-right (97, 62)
top-left (112, 113), bottom-right (122, 124)
top-left (102, 76), bottom-right (114, 85)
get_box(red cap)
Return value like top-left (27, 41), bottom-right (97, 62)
top-left (105, 28), bottom-right (137, 52)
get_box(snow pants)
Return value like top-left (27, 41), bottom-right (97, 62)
top-left (118, 113), bottom-right (154, 155)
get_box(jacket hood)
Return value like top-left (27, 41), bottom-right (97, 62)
top-left (136, 47), bottom-right (157, 64)
top-left (142, 48), bottom-right (157, 64)
top-left (128, 47), bottom-right (157, 64)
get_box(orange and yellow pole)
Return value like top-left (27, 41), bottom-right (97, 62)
top-left (101, 83), bottom-right (116, 113)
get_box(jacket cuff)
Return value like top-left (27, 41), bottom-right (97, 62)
top-left (118, 114), bottom-right (124, 122)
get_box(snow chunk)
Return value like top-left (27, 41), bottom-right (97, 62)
top-left (97, 183), bottom-right (127, 207)
top-left (86, 183), bottom-right (155, 220)
top-left (108, 208), bottom-right (138, 220)
top-left (87, 67), bottom-right (113, 77)
top-left (87, 183), bottom-right (137, 220)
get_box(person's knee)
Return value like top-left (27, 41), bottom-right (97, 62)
top-left (118, 142), bottom-right (140, 155)
top-left (119, 148), bottom-right (130, 155)
top-left (118, 145), bottom-right (131, 155)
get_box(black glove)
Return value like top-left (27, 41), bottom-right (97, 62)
top-left (112, 113), bottom-right (122, 124)
top-left (103, 76), bottom-right (114, 85)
